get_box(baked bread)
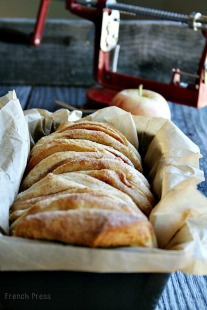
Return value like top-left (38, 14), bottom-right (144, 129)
top-left (10, 188), bottom-right (142, 231)
top-left (76, 170), bottom-right (154, 216)
top-left (26, 138), bottom-right (135, 173)
top-left (13, 210), bottom-right (157, 248)
top-left (35, 121), bottom-right (142, 171)
top-left (21, 150), bottom-right (117, 190)
top-left (10, 173), bottom-right (139, 222)
top-left (10, 120), bottom-right (157, 248)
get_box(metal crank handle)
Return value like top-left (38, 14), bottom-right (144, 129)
top-left (107, 2), bottom-right (207, 31)
top-left (77, 0), bottom-right (207, 31)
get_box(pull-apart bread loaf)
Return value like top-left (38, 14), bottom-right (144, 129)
top-left (10, 120), bottom-right (157, 248)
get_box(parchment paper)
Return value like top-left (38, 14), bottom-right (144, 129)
top-left (0, 91), bottom-right (30, 234)
top-left (0, 90), bottom-right (207, 275)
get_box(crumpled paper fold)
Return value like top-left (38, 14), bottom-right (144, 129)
top-left (0, 91), bottom-right (30, 234)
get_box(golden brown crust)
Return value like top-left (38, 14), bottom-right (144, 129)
top-left (27, 138), bottom-right (135, 173)
top-left (21, 151), bottom-right (117, 190)
top-left (55, 121), bottom-right (126, 144)
top-left (80, 169), bottom-right (154, 216)
top-left (26, 139), bottom-right (97, 173)
top-left (35, 128), bottom-right (142, 171)
top-left (11, 119), bottom-right (157, 249)
top-left (53, 158), bottom-right (149, 188)
top-left (15, 173), bottom-right (85, 202)
top-left (12, 209), bottom-right (157, 248)
top-left (55, 121), bottom-right (140, 163)
top-left (14, 173), bottom-right (135, 205)
top-left (11, 181), bottom-right (139, 215)
top-left (10, 189), bottom-right (143, 231)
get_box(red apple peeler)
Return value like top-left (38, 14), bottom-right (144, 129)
top-left (32, 0), bottom-right (207, 108)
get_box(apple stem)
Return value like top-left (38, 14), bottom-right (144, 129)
top-left (138, 84), bottom-right (143, 97)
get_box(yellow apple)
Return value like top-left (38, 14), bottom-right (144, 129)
top-left (110, 85), bottom-right (171, 120)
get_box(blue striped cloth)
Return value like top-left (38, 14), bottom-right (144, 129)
top-left (156, 272), bottom-right (207, 310)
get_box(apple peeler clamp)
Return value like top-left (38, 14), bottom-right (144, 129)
top-left (31, 0), bottom-right (207, 108)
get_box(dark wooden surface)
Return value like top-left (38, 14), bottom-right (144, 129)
top-left (0, 19), bottom-right (205, 86)
top-left (1, 17), bottom-right (207, 310)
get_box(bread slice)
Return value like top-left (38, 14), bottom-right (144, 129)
top-left (21, 151), bottom-right (116, 190)
top-left (27, 138), bottom-right (135, 173)
top-left (76, 169), bottom-right (154, 216)
top-left (12, 209), bottom-right (157, 248)
top-left (35, 124), bottom-right (142, 171)
top-left (11, 175), bottom-right (139, 216)
top-left (10, 188), bottom-right (142, 231)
